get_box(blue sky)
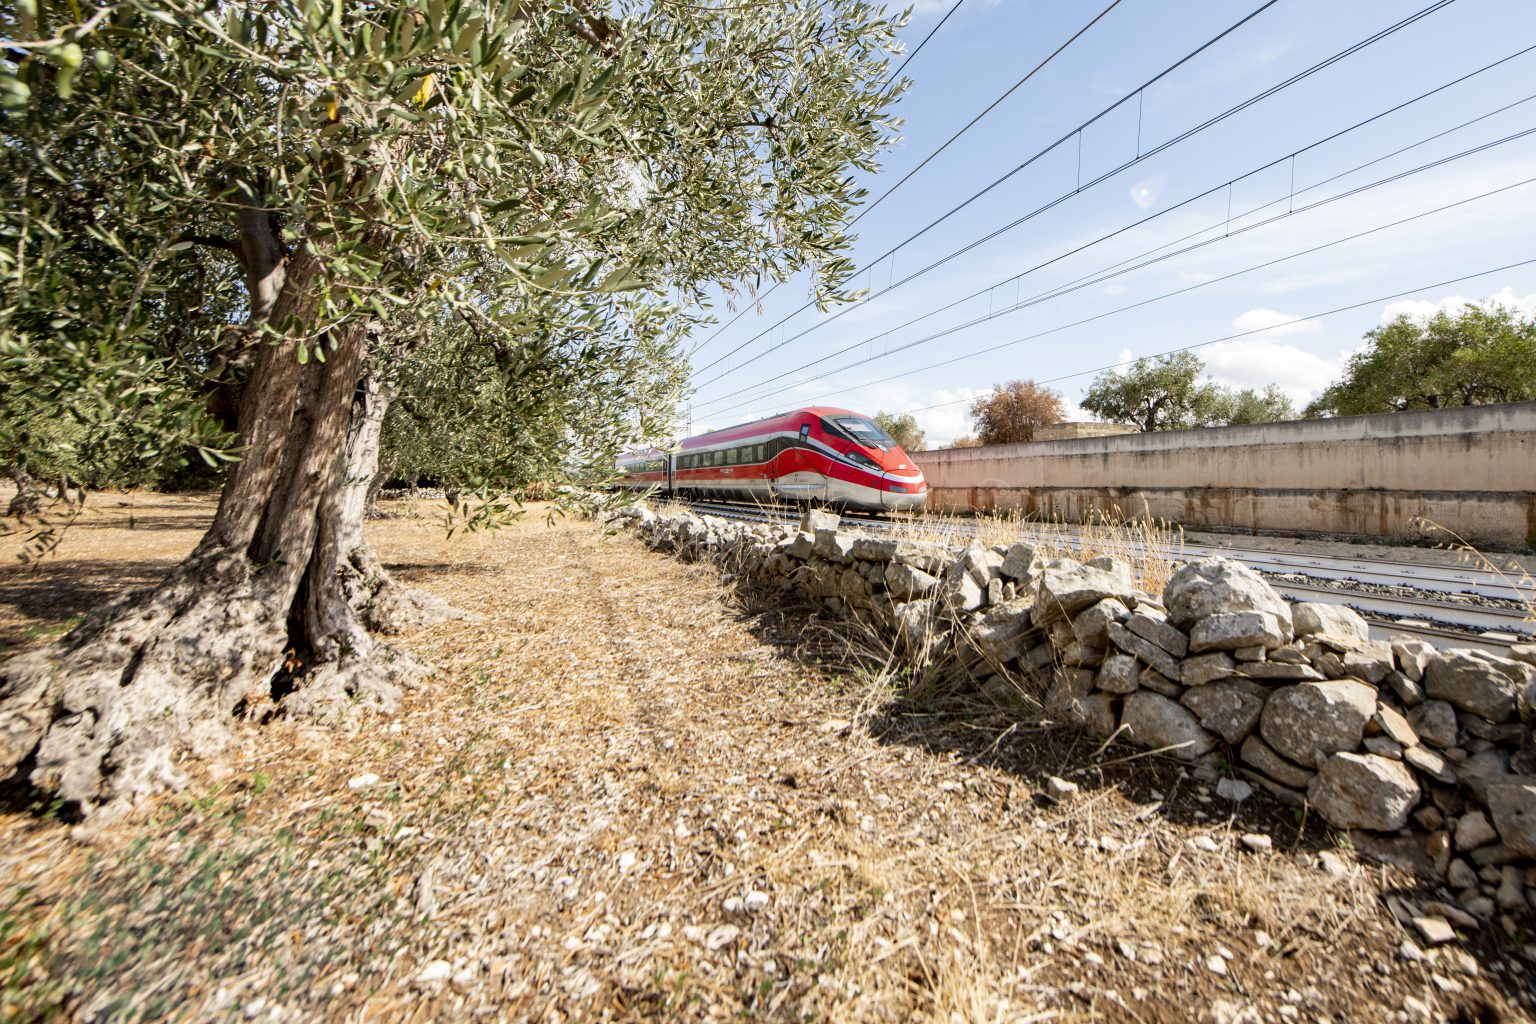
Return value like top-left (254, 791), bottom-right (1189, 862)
top-left (681, 0), bottom-right (1536, 446)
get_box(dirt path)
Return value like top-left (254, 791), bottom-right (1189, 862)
top-left (1, 497), bottom-right (1529, 1022)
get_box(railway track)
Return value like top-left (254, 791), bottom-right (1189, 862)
top-left (673, 499), bottom-right (1534, 652)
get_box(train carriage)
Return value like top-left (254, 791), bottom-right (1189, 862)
top-left (618, 407), bottom-right (926, 513)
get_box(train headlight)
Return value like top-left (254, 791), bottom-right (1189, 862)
top-left (845, 450), bottom-right (880, 470)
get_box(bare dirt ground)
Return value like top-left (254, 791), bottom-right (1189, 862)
top-left (1, 493), bottom-right (1533, 1022)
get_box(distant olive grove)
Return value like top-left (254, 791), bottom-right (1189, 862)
top-left (913, 299), bottom-right (1535, 447)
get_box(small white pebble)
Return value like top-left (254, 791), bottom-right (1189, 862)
top-left (1240, 833), bottom-right (1273, 853)
top-left (347, 772), bottom-right (381, 790)
top-left (1206, 955), bottom-right (1227, 976)
top-left (744, 890), bottom-right (770, 912)
top-left (617, 850), bottom-right (638, 872)
top-left (415, 960), bottom-right (452, 985)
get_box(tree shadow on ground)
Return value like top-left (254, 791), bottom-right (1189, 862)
top-left (723, 578), bottom-right (1536, 1014)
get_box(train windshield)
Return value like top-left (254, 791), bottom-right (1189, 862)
top-left (833, 416), bottom-right (896, 451)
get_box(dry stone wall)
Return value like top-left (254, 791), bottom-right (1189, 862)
top-left (605, 503), bottom-right (1536, 920)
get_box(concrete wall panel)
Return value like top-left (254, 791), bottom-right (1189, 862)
top-left (915, 403), bottom-right (1536, 545)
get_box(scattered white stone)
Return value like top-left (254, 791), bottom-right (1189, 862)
top-left (1045, 776), bottom-right (1080, 802)
top-left (706, 925), bottom-right (741, 951)
top-left (347, 772), bottom-right (381, 790)
top-left (744, 890), bottom-right (770, 912)
top-left (1412, 916), bottom-right (1456, 946)
top-left (617, 850), bottom-right (638, 873)
top-left (415, 960), bottom-right (452, 985)
top-left (722, 896), bottom-right (744, 914)
top-left (1191, 836), bottom-right (1220, 853)
top-left (1216, 777), bottom-right (1254, 803)
top-left (1206, 954), bottom-right (1228, 976)
top-left (1240, 833), bottom-right (1273, 853)
top-left (1318, 850), bottom-right (1350, 877)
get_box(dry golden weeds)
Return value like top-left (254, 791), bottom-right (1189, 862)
top-left (0, 495), bottom-right (1527, 1023)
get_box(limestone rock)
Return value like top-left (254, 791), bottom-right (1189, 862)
top-left (1404, 745), bottom-right (1454, 784)
top-left (1182, 652), bottom-right (1235, 687)
top-left (1308, 753), bottom-right (1420, 832)
top-left (1046, 669), bottom-right (1117, 737)
top-left (885, 561), bottom-right (939, 601)
top-left (1120, 691), bottom-right (1214, 761)
top-left (1237, 662), bottom-right (1326, 682)
top-left (1107, 622), bottom-right (1182, 682)
top-left (1000, 542), bottom-right (1042, 583)
top-left (1373, 704), bottom-right (1419, 748)
top-left (1164, 557), bottom-right (1293, 633)
top-left (1408, 700), bottom-right (1457, 749)
top-left (785, 532), bottom-right (816, 560)
top-left (1035, 559), bottom-right (1138, 626)
top-left (1391, 636), bottom-right (1435, 683)
top-left (1259, 680), bottom-right (1377, 769)
top-left (1453, 810), bottom-right (1498, 851)
top-left (1126, 613), bottom-right (1189, 658)
top-left (1095, 653), bottom-right (1140, 695)
top-left (1071, 598), bottom-right (1130, 648)
top-left (1382, 669), bottom-right (1424, 707)
top-left (1424, 649), bottom-right (1527, 723)
top-left (1240, 735), bottom-right (1315, 789)
top-left (800, 508), bottom-right (840, 534)
top-left (1181, 680), bottom-right (1265, 745)
top-left (813, 528), bottom-right (856, 563)
top-left (942, 570), bottom-right (986, 615)
top-left (1485, 783), bottom-right (1536, 856)
top-left (1293, 602), bottom-right (1372, 650)
top-left (1138, 668), bottom-right (1183, 698)
top-left (1189, 611), bottom-right (1288, 653)
top-left (894, 600), bottom-right (938, 651)
top-left (971, 606), bottom-right (1035, 664)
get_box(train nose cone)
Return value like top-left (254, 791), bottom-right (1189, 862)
top-left (881, 472), bottom-right (928, 511)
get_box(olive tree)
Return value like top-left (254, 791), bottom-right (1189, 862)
top-left (0, 0), bottom-right (903, 815)
top-left (1306, 302), bottom-right (1536, 417)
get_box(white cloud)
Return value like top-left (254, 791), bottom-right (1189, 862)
top-left (1379, 287), bottom-right (1536, 324)
top-left (1101, 284), bottom-right (1130, 296)
top-left (1231, 308), bottom-right (1320, 338)
top-left (1201, 337), bottom-right (1345, 406)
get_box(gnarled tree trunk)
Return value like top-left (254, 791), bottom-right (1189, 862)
top-left (0, 249), bottom-right (466, 818)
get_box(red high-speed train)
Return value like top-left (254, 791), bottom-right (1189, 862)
top-left (617, 407), bottom-right (927, 513)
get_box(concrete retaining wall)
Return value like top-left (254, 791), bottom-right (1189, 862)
top-left (915, 403), bottom-right (1536, 545)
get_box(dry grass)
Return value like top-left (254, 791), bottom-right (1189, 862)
top-left (0, 494), bottom-right (1529, 1023)
top-left (880, 504), bottom-right (1184, 597)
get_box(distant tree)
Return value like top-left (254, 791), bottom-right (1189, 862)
top-left (873, 411), bottom-right (926, 452)
top-left (1306, 302), bottom-right (1536, 417)
top-left (968, 379), bottom-right (1065, 444)
top-left (1212, 384), bottom-right (1297, 426)
top-left (1082, 352), bottom-right (1226, 432)
top-left (944, 436), bottom-right (983, 449)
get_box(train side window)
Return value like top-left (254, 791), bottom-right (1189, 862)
top-left (799, 424), bottom-right (810, 442)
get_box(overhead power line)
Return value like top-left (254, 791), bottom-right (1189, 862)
top-left (894, 255), bottom-right (1536, 418)
top-left (691, 132), bottom-right (1536, 415)
top-left (717, 164), bottom-right (1536, 415)
top-left (687, 0), bottom-right (1131, 359)
top-left (691, 0), bottom-right (1456, 387)
top-left (888, 0), bottom-right (966, 82)
top-left (686, 46), bottom-right (1535, 412)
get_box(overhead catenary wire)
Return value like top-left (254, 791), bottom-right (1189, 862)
top-left (685, 47), bottom-right (1536, 411)
top-left (691, 0), bottom-right (1456, 385)
top-left (891, 256), bottom-right (1536, 418)
top-left (687, 0), bottom-right (1119, 359)
top-left (696, 139), bottom-right (1536, 413)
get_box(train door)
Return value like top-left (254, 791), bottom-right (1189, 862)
top-left (666, 452), bottom-right (675, 494)
top-left (775, 421), bottom-right (828, 502)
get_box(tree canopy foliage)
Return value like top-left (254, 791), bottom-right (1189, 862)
top-left (0, 0), bottom-right (908, 814)
top-left (1081, 353), bottom-right (1296, 432)
top-left (2, 0), bottom-right (905, 505)
top-left (1305, 302), bottom-right (1536, 417)
top-left (968, 379), bottom-right (1065, 445)
top-left (872, 411), bottom-right (925, 453)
